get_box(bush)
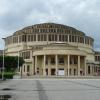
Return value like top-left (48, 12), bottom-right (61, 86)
top-left (0, 72), bottom-right (15, 79)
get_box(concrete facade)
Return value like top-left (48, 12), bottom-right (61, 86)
top-left (3, 23), bottom-right (100, 76)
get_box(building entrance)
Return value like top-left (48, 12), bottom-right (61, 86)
top-left (51, 69), bottom-right (56, 75)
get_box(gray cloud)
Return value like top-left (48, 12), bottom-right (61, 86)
top-left (0, 0), bottom-right (100, 50)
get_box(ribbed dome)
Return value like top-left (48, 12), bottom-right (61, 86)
top-left (13, 23), bottom-right (85, 36)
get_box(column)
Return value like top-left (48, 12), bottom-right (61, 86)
top-left (35, 56), bottom-right (37, 75)
top-left (31, 56), bottom-right (34, 75)
top-left (68, 55), bottom-right (70, 76)
top-left (90, 65), bottom-right (93, 75)
top-left (78, 56), bottom-right (80, 76)
top-left (68, 34), bottom-right (69, 43)
top-left (55, 55), bottom-right (58, 76)
top-left (84, 56), bottom-right (87, 76)
top-left (43, 55), bottom-right (46, 76)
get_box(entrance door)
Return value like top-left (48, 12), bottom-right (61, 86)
top-left (58, 69), bottom-right (65, 76)
top-left (51, 69), bottom-right (56, 75)
top-left (46, 69), bottom-right (48, 75)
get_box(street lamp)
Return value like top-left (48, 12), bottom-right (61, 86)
top-left (18, 51), bottom-right (19, 72)
top-left (2, 38), bottom-right (5, 80)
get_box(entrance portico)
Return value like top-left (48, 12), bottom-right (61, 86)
top-left (32, 54), bottom-right (86, 76)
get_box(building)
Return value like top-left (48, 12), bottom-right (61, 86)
top-left (3, 23), bottom-right (100, 76)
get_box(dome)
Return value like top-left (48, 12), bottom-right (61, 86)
top-left (13, 23), bottom-right (85, 36)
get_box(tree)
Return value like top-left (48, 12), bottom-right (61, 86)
top-left (0, 56), bottom-right (24, 72)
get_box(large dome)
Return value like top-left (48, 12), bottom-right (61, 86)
top-left (13, 23), bottom-right (85, 36)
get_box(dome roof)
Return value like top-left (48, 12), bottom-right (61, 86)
top-left (13, 23), bottom-right (85, 36)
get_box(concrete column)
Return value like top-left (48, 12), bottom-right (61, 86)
top-left (78, 56), bottom-right (80, 76)
top-left (43, 55), bottom-right (46, 76)
top-left (90, 66), bottom-right (93, 75)
top-left (55, 55), bottom-right (58, 76)
top-left (68, 35), bottom-right (69, 43)
top-left (84, 56), bottom-right (87, 76)
top-left (48, 68), bottom-right (51, 76)
top-left (92, 66), bottom-right (94, 75)
top-left (31, 56), bottom-right (34, 75)
top-left (68, 55), bottom-right (70, 76)
top-left (35, 56), bottom-right (37, 75)
top-left (57, 35), bottom-right (59, 41)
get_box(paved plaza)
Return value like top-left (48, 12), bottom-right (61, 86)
top-left (0, 78), bottom-right (100, 100)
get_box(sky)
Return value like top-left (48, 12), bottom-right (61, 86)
top-left (0, 0), bottom-right (100, 51)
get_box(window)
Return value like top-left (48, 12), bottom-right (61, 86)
top-left (55, 35), bottom-right (57, 41)
top-left (51, 57), bottom-right (55, 64)
top-left (59, 57), bottom-right (64, 64)
top-left (44, 34), bottom-right (47, 41)
top-left (22, 51), bottom-right (30, 59)
top-left (72, 36), bottom-right (74, 42)
top-left (28, 35), bottom-right (31, 42)
top-left (49, 34), bottom-right (54, 41)
top-left (24, 65), bottom-right (25, 72)
top-left (41, 35), bottom-right (43, 41)
top-left (27, 65), bottom-right (30, 72)
top-left (74, 69), bottom-right (76, 75)
top-left (38, 34), bottom-right (40, 41)
top-left (80, 37), bottom-right (84, 43)
top-left (65, 35), bottom-right (68, 42)
top-left (69, 35), bottom-right (72, 42)
top-left (70, 57), bottom-right (77, 64)
top-left (19, 35), bottom-right (22, 42)
top-left (49, 35), bottom-right (52, 41)
top-left (22, 35), bottom-right (26, 42)
top-left (95, 56), bottom-right (97, 61)
top-left (88, 66), bottom-right (90, 74)
top-left (33, 35), bottom-right (36, 41)
top-left (31, 35), bottom-right (33, 41)
top-left (62, 35), bottom-right (64, 41)
top-left (46, 56), bottom-right (48, 65)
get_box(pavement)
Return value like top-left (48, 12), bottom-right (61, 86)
top-left (0, 79), bottom-right (100, 100)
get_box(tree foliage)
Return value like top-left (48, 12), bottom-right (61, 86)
top-left (0, 56), bottom-right (24, 71)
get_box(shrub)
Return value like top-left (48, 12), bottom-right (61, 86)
top-left (0, 72), bottom-right (15, 79)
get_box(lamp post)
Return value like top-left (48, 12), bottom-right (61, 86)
top-left (18, 51), bottom-right (19, 72)
top-left (2, 38), bottom-right (5, 80)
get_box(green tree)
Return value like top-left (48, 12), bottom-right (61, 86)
top-left (0, 56), bottom-right (24, 72)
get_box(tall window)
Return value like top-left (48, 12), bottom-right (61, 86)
top-left (65, 35), bottom-right (68, 42)
top-left (88, 66), bottom-right (90, 74)
top-left (22, 35), bottom-right (26, 42)
top-left (59, 57), bottom-right (64, 64)
top-left (27, 65), bottom-right (30, 72)
top-left (38, 34), bottom-right (40, 41)
top-left (51, 57), bottom-right (55, 65)
top-left (46, 56), bottom-right (48, 65)
top-left (34, 35), bottom-right (36, 41)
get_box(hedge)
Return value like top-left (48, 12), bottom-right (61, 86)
top-left (0, 72), bottom-right (15, 79)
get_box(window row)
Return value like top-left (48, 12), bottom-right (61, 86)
top-left (20, 51), bottom-right (30, 59)
top-left (5, 34), bottom-right (93, 46)
top-left (24, 28), bottom-right (71, 34)
top-left (95, 56), bottom-right (100, 61)
top-left (45, 56), bottom-right (78, 65)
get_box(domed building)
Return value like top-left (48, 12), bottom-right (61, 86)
top-left (4, 23), bottom-right (100, 76)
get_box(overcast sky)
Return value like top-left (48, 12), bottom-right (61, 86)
top-left (0, 0), bottom-right (100, 51)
